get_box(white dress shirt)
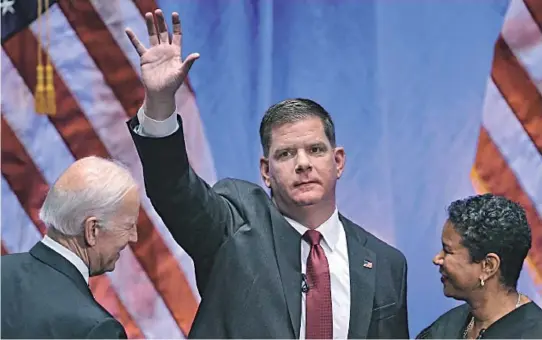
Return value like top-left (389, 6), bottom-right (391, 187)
top-left (284, 209), bottom-right (351, 340)
top-left (136, 108), bottom-right (351, 338)
top-left (41, 235), bottom-right (90, 284)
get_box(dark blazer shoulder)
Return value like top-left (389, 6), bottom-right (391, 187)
top-left (367, 229), bottom-right (406, 263)
top-left (1, 251), bottom-right (31, 266)
top-left (341, 214), bottom-right (406, 265)
top-left (211, 177), bottom-right (272, 213)
top-left (212, 177), bottom-right (267, 198)
top-left (416, 303), bottom-right (469, 339)
top-left (2, 244), bottom-right (125, 339)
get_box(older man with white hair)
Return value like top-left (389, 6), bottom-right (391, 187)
top-left (1, 156), bottom-right (139, 339)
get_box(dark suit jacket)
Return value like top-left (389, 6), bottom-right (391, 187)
top-left (129, 115), bottom-right (409, 339)
top-left (416, 302), bottom-right (542, 339)
top-left (1, 242), bottom-right (127, 339)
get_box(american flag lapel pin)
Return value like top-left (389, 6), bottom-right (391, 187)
top-left (363, 259), bottom-right (373, 269)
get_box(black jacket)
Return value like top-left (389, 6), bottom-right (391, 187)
top-left (1, 242), bottom-right (126, 339)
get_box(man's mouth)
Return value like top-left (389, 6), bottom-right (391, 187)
top-left (439, 270), bottom-right (448, 282)
top-left (294, 180), bottom-right (319, 187)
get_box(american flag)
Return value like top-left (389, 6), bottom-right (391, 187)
top-left (1, 0), bottom-right (214, 338)
top-left (471, 0), bottom-right (542, 296)
top-left (1, 0), bottom-right (541, 338)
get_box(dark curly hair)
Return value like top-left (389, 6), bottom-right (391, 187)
top-left (259, 98), bottom-right (336, 158)
top-left (447, 193), bottom-right (531, 289)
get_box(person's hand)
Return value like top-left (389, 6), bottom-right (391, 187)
top-left (125, 9), bottom-right (199, 120)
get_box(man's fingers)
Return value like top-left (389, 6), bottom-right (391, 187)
top-left (171, 12), bottom-right (182, 47)
top-left (125, 28), bottom-right (147, 56)
top-left (145, 12), bottom-right (159, 46)
top-left (155, 9), bottom-right (170, 44)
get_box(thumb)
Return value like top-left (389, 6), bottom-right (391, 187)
top-left (179, 53), bottom-right (200, 78)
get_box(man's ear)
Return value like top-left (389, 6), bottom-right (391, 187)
top-left (83, 217), bottom-right (99, 247)
top-left (334, 146), bottom-right (345, 179)
top-left (260, 157), bottom-right (271, 188)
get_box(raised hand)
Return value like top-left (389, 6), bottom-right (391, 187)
top-left (125, 10), bottom-right (199, 119)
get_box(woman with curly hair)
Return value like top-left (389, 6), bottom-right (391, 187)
top-left (417, 194), bottom-right (542, 339)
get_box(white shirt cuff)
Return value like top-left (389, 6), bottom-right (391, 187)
top-left (135, 106), bottom-right (179, 137)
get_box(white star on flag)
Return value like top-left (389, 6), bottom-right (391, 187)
top-left (1, 0), bottom-right (15, 16)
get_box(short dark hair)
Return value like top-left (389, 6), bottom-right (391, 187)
top-left (259, 98), bottom-right (336, 157)
top-left (447, 193), bottom-right (531, 289)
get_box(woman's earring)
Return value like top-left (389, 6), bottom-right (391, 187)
top-left (480, 278), bottom-right (485, 287)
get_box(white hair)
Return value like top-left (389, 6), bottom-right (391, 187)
top-left (39, 156), bottom-right (138, 236)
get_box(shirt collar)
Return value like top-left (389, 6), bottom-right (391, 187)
top-left (41, 235), bottom-right (90, 284)
top-left (283, 208), bottom-right (341, 251)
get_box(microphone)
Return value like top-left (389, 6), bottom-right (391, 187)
top-left (301, 273), bottom-right (310, 293)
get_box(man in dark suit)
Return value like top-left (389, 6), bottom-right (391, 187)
top-left (125, 9), bottom-right (409, 339)
top-left (1, 156), bottom-right (140, 339)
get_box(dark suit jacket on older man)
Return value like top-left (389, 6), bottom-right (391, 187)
top-left (1, 241), bottom-right (126, 339)
top-left (128, 114), bottom-right (410, 339)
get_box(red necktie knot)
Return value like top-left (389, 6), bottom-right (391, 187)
top-left (303, 229), bottom-right (322, 246)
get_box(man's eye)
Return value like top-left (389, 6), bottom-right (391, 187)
top-left (311, 146), bottom-right (325, 153)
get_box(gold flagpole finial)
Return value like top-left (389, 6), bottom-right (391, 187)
top-left (34, 0), bottom-right (47, 114)
top-left (34, 0), bottom-right (56, 116)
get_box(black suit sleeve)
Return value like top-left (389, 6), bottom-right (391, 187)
top-left (128, 115), bottom-right (240, 262)
top-left (86, 318), bottom-right (127, 339)
top-left (395, 259), bottom-right (410, 339)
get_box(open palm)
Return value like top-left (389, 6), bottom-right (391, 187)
top-left (125, 10), bottom-right (199, 97)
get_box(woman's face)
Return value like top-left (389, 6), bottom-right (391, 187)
top-left (433, 221), bottom-right (484, 300)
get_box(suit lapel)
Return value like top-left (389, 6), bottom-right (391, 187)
top-left (29, 241), bottom-right (115, 317)
top-left (269, 206), bottom-right (302, 339)
top-left (30, 241), bottom-right (92, 296)
top-left (340, 215), bottom-right (377, 339)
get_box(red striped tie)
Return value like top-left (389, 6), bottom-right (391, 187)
top-left (304, 230), bottom-right (333, 339)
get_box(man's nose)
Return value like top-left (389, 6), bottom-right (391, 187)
top-left (432, 251), bottom-right (443, 265)
top-left (295, 150), bottom-right (312, 173)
